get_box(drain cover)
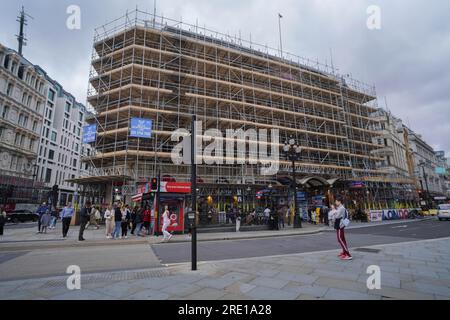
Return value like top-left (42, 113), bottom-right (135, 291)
top-left (354, 248), bottom-right (381, 253)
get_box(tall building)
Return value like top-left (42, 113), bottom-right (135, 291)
top-left (36, 77), bottom-right (92, 207)
top-left (73, 9), bottom-right (399, 209)
top-left (370, 109), bottom-right (416, 202)
top-left (406, 128), bottom-right (446, 198)
top-left (0, 43), bottom-right (47, 207)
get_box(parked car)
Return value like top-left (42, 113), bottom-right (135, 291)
top-left (437, 204), bottom-right (450, 221)
top-left (6, 209), bottom-right (39, 223)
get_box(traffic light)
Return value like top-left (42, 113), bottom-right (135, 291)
top-left (151, 177), bottom-right (158, 191)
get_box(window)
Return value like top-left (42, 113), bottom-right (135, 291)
top-left (32, 121), bottom-right (38, 131)
top-left (14, 133), bottom-right (20, 145)
top-left (79, 112), bottom-right (83, 122)
top-left (6, 83), bottom-right (13, 96)
top-left (73, 159), bottom-right (77, 167)
top-left (36, 101), bottom-right (41, 113)
top-left (23, 116), bottom-right (28, 127)
top-left (45, 168), bottom-right (52, 183)
top-left (48, 150), bottom-right (55, 160)
top-left (76, 127), bottom-right (81, 136)
top-left (65, 102), bottom-right (71, 113)
top-left (1, 106), bottom-right (9, 119)
top-left (48, 89), bottom-right (55, 102)
top-left (50, 131), bottom-right (57, 142)
top-left (18, 114), bottom-right (24, 126)
top-left (29, 139), bottom-right (35, 150)
top-left (47, 109), bottom-right (52, 119)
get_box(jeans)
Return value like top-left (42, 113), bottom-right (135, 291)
top-left (50, 216), bottom-right (57, 228)
top-left (134, 222), bottom-right (143, 236)
top-left (113, 221), bottom-right (121, 238)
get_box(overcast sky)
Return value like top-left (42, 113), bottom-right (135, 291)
top-left (1, 0), bottom-right (449, 156)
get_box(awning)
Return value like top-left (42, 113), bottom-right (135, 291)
top-left (131, 193), bottom-right (142, 202)
top-left (66, 175), bottom-right (133, 184)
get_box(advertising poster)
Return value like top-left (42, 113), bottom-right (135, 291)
top-left (130, 118), bottom-right (153, 138)
top-left (82, 124), bottom-right (97, 143)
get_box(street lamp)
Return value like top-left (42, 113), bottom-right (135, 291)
top-left (283, 137), bottom-right (302, 228)
top-left (418, 161), bottom-right (431, 208)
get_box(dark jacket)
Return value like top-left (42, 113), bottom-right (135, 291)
top-left (79, 206), bottom-right (92, 222)
top-left (135, 209), bottom-right (143, 224)
top-left (114, 208), bottom-right (122, 222)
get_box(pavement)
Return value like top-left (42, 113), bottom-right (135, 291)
top-left (0, 217), bottom-right (434, 251)
top-left (1, 236), bottom-right (449, 300)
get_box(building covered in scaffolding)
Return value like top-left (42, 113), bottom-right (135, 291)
top-left (72, 9), bottom-right (415, 211)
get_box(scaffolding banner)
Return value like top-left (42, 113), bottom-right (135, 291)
top-left (130, 118), bottom-right (153, 138)
top-left (82, 124), bottom-right (97, 143)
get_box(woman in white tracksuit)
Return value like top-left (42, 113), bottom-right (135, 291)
top-left (162, 206), bottom-right (172, 242)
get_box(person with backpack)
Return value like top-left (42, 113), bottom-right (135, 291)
top-left (334, 197), bottom-right (352, 260)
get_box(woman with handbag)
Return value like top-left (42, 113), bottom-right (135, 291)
top-left (334, 197), bottom-right (352, 261)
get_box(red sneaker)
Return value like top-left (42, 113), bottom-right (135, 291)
top-left (341, 255), bottom-right (353, 261)
top-left (338, 252), bottom-right (345, 257)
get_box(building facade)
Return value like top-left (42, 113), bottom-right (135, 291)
top-left (407, 128), bottom-right (446, 198)
top-left (0, 43), bottom-right (47, 207)
top-left (36, 78), bottom-right (92, 207)
top-left (72, 9), bottom-right (405, 210)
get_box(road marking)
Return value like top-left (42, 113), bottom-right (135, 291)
top-left (391, 225), bottom-right (407, 229)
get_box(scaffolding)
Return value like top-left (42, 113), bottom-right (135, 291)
top-left (80, 9), bottom-right (392, 198)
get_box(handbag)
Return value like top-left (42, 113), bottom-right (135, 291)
top-left (340, 209), bottom-right (350, 228)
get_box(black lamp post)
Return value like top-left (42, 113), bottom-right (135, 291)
top-left (418, 161), bottom-right (431, 208)
top-left (283, 137), bottom-right (302, 228)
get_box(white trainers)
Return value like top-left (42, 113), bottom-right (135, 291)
top-left (168, 234), bottom-right (173, 241)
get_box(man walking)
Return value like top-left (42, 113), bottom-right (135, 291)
top-left (78, 201), bottom-right (92, 241)
top-left (334, 197), bottom-right (352, 260)
top-left (60, 202), bottom-right (74, 238)
top-left (161, 206), bottom-right (173, 242)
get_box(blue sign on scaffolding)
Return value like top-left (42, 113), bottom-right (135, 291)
top-left (130, 118), bottom-right (153, 138)
top-left (82, 124), bottom-right (97, 144)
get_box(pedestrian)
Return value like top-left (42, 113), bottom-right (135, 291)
top-left (286, 207), bottom-right (291, 226)
top-left (236, 208), bottom-right (241, 232)
top-left (263, 207), bottom-right (271, 225)
top-left (113, 203), bottom-right (122, 239)
top-left (161, 205), bottom-right (173, 242)
top-left (278, 207), bottom-right (285, 229)
top-left (334, 197), bottom-right (352, 260)
top-left (40, 209), bottom-right (51, 234)
top-left (36, 202), bottom-right (49, 234)
top-left (86, 205), bottom-right (100, 230)
top-left (49, 206), bottom-right (59, 230)
top-left (133, 206), bottom-right (144, 236)
top-left (0, 206), bottom-right (6, 240)
top-left (130, 206), bottom-right (138, 234)
top-left (322, 205), bottom-right (330, 226)
top-left (104, 205), bottom-right (114, 239)
top-left (60, 202), bottom-right (74, 238)
top-left (78, 201), bottom-right (92, 241)
top-left (141, 205), bottom-right (151, 236)
top-left (121, 204), bottom-right (131, 239)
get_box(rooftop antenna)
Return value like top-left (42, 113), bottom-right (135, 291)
top-left (278, 13), bottom-right (283, 59)
top-left (153, 0), bottom-right (157, 27)
top-left (329, 48), bottom-right (335, 74)
top-left (16, 6), bottom-right (33, 56)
